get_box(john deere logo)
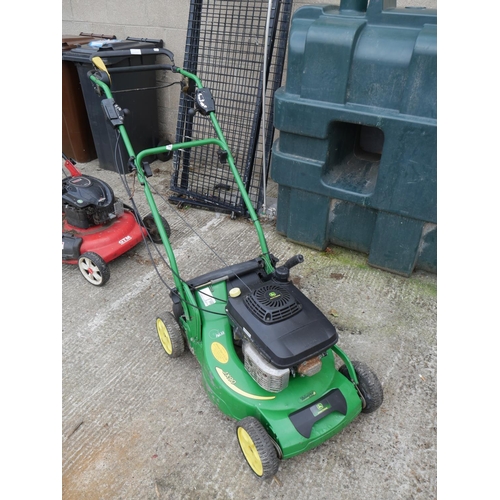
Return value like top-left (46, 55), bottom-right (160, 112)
top-left (268, 291), bottom-right (281, 300)
top-left (311, 401), bottom-right (331, 417)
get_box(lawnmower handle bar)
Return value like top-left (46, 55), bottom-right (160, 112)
top-left (88, 61), bottom-right (274, 298)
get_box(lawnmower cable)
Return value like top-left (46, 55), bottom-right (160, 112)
top-left (111, 130), bottom-right (231, 315)
top-left (108, 92), bottom-right (276, 304)
top-left (145, 178), bottom-right (256, 296)
top-left (112, 80), bottom-right (182, 94)
top-left (111, 125), bottom-right (257, 305)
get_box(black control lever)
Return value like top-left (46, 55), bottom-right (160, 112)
top-left (273, 254), bottom-right (304, 282)
top-left (283, 254), bottom-right (304, 269)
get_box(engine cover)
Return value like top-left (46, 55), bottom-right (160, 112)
top-left (62, 175), bottom-right (115, 210)
top-left (226, 278), bottom-right (338, 369)
top-left (62, 175), bottom-right (121, 228)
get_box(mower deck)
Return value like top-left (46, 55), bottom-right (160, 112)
top-left (62, 210), bottom-right (147, 264)
top-left (187, 279), bottom-right (362, 460)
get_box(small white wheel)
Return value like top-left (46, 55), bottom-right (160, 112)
top-left (78, 252), bottom-right (110, 286)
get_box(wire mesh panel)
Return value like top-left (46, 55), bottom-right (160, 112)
top-left (170, 0), bottom-right (293, 215)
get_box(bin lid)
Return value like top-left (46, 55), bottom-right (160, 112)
top-left (62, 34), bottom-right (116, 52)
top-left (62, 38), bottom-right (163, 63)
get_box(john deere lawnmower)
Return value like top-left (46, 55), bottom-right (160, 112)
top-left (87, 48), bottom-right (383, 479)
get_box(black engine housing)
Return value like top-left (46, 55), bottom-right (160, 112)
top-left (226, 274), bottom-right (338, 369)
top-left (62, 175), bottom-right (119, 229)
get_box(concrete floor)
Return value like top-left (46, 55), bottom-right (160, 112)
top-left (62, 157), bottom-right (437, 499)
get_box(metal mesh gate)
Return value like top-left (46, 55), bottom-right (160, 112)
top-left (170, 0), bottom-right (293, 215)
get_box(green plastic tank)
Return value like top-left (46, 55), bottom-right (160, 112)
top-left (271, 0), bottom-right (437, 276)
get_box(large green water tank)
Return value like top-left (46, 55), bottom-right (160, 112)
top-left (271, 0), bottom-right (437, 276)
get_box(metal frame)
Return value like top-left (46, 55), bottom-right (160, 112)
top-left (170, 0), bottom-right (293, 215)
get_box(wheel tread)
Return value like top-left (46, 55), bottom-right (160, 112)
top-left (143, 213), bottom-right (171, 243)
top-left (156, 312), bottom-right (185, 358)
top-left (236, 416), bottom-right (279, 479)
top-left (340, 360), bottom-right (383, 413)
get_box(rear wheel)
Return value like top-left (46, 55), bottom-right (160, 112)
top-left (143, 213), bottom-right (171, 243)
top-left (156, 312), bottom-right (185, 358)
top-left (236, 417), bottom-right (279, 479)
top-left (78, 252), bottom-right (110, 286)
top-left (339, 361), bottom-right (383, 413)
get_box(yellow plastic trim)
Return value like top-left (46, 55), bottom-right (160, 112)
top-left (215, 367), bottom-right (275, 400)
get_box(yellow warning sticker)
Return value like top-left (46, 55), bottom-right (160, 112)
top-left (211, 342), bottom-right (229, 364)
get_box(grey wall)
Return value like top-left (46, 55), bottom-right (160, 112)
top-left (62, 0), bottom-right (437, 144)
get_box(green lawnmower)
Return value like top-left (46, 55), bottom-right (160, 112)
top-left (88, 48), bottom-right (383, 479)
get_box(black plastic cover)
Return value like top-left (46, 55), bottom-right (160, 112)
top-left (64, 206), bottom-right (92, 229)
top-left (289, 388), bottom-right (347, 438)
top-left (62, 233), bottom-right (83, 260)
top-left (195, 88), bottom-right (215, 115)
top-left (101, 98), bottom-right (124, 127)
top-left (62, 175), bottom-right (115, 210)
top-left (226, 274), bottom-right (339, 368)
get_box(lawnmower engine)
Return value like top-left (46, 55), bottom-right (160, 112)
top-left (226, 256), bottom-right (339, 393)
top-left (62, 175), bottom-right (124, 229)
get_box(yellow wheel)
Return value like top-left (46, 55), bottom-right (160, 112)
top-left (236, 417), bottom-right (279, 479)
top-left (156, 312), bottom-right (185, 358)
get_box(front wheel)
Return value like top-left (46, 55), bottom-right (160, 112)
top-left (339, 361), bottom-right (383, 413)
top-left (142, 213), bottom-right (171, 243)
top-left (236, 417), bottom-right (279, 479)
top-left (156, 312), bottom-right (185, 358)
top-left (78, 252), bottom-right (110, 286)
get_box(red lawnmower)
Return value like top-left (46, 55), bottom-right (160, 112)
top-left (62, 153), bottom-right (170, 286)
